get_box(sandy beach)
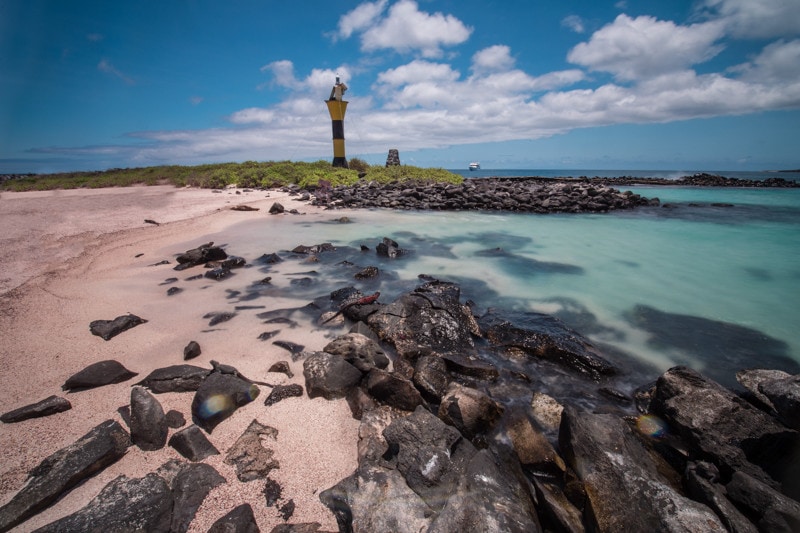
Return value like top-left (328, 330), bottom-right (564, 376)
top-left (0, 185), bottom-right (359, 531)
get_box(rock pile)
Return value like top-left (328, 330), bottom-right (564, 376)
top-left (312, 178), bottom-right (658, 213)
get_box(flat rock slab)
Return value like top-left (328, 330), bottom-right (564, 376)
top-left (0, 419), bottom-right (131, 533)
top-left (89, 313), bottom-right (147, 340)
top-left (224, 419), bottom-right (279, 482)
top-left (191, 372), bottom-right (260, 433)
top-left (62, 359), bottom-right (138, 391)
top-left (1, 396), bottom-right (71, 423)
top-left (169, 425), bottom-right (219, 462)
top-left (136, 364), bottom-right (211, 393)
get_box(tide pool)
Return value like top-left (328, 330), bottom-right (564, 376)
top-left (196, 186), bottom-right (800, 390)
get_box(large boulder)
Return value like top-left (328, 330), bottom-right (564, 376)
top-left (174, 242), bottom-right (227, 269)
top-left (0, 420), bottom-right (131, 533)
top-left (478, 309), bottom-right (617, 380)
top-left (650, 366), bottom-right (800, 498)
top-left (323, 333), bottom-right (389, 373)
top-left (366, 281), bottom-right (476, 359)
top-left (437, 382), bottom-right (504, 440)
top-left (32, 474), bottom-right (173, 533)
top-left (559, 406), bottom-right (726, 532)
top-left (191, 372), bottom-right (260, 433)
top-left (303, 351), bottom-right (363, 400)
top-left (758, 373), bottom-right (800, 430)
top-left (365, 369), bottom-right (424, 412)
top-left (726, 470), bottom-right (800, 533)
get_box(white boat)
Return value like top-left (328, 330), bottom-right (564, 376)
top-left (469, 162), bottom-right (480, 170)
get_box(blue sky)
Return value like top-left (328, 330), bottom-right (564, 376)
top-left (2, 0), bottom-right (799, 173)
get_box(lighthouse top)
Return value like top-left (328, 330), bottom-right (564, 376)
top-left (329, 76), bottom-right (348, 102)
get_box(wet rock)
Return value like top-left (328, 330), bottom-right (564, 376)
top-left (205, 267), bottom-right (232, 281)
top-left (685, 461), bottom-right (758, 533)
top-left (231, 204), bottom-right (259, 211)
top-left (264, 384), bottom-right (304, 406)
top-left (323, 333), bottom-right (389, 373)
top-left (32, 473), bottom-right (173, 533)
top-left (441, 354), bottom-right (499, 382)
top-left (758, 373), bottom-right (800, 430)
top-left (531, 478), bottom-right (585, 533)
top-left (130, 386), bottom-right (168, 451)
top-left (479, 308), bottom-right (617, 379)
top-left (89, 313), bottom-right (147, 340)
top-left (168, 424), bottom-right (219, 461)
top-left (413, 355), bottom-right (450, 402)
top-left (269, 202), bottom-right (285, 214)
top-left (174, 242), bottom-right (228, 269)
top-left (258, 330), bottom-right (280, 341)
top-left (736, 368), bottom-right (789, 410)
top-left (354, 266), bottom-right (379, 279)
top-left (367, 281), bottom-right (476, 359)
top-left (726, 470), bottom-right (800, 533)
top-left (62, 359), bottom-right (138, 391)
top-left (365, 368), bottom-right (424, 412)
top-left (1, 396), bottom-right (71, 423)
top-left (530, 392), bottom-right (564, 435)
top-left (205, 311), bottom-right (237, 326)
top-left (183, 340), bottom-right (201, 360)
top-left (303, 351), bottom-right (363, 400)
top-left (258, 252), bottom-right (283, 264)
top-left (225, 420), bottom-right (279, 482)
top-left (650, 366), bottom-right (800, 498)
top-left (0, 419), bottom-right (130, 533)
top-left (191, 372), bottom-right (260, 433)
top-left (208, 504), bottom-right (260, 533)
top-left (504, 408), bottom-right (565, 474)
top-left (437, 382), bottom-right (504, 440)
top-left (136, 364), bottom-right (211, 393)
top-left (559, 406), bottom-right (726, 532)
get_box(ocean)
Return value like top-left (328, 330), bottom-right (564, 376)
top-left (189, 171), bottom-right (800, 395)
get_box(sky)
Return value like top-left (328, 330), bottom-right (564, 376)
top-left (1, 0), bottom-right (799, 174)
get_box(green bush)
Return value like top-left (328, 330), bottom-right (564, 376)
top-left (1, 160), bottom-right (462, 191)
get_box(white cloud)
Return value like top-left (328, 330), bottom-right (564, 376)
top-left (561, 15), bottom-right (585, 34)
top-left (260, 60), bottom-right (300, 89)
top-left (357, 0), bottom-right (472, 58)
top-left (698, 0), bottom-right (800, 39)
top-left (471, 45), bottom-right (515, 74)
top-left (567, 14), bottom-right (725, 81)
top-left (336, 0), bottom-right (388, 40)
top-left (97, 58), bottom-right (134, 84)
top-left (731, 39), bottom-right (800, 83)
top-left (377, 60), bottom-right (460, 87)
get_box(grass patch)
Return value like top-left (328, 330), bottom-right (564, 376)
top-left (1, 160), bottom-right (462, 192)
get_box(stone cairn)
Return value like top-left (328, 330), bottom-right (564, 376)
top-left (385, 148), bottom-right (400, 167)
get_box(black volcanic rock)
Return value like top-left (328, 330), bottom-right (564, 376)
top-left (1, 396), bottom-right (71, 423)
top-left (89, 314), bottom-right (147, 340)
top-left (62, 360), bottom-right (138, 391)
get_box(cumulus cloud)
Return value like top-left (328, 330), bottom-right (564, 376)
top-left (698, 0), bottom-right (800, 39)
top-left (349, 0), bottom-right (472, 57)
top-left (731, 39), bottom-right (800, 83)
top-left (471, 45), bottom-right (515, 74)
top-left (567, 14), bottom-right (726, 81)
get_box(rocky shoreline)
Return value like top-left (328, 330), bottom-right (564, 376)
top-left (1, 223), bottom-right (798, 532)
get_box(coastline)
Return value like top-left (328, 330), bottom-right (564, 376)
top-left (0, 185), bottom-right (359, 531)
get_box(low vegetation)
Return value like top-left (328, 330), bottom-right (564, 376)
top-left (0, 159), bottom-right (462, 192)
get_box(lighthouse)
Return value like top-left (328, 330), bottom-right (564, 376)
top-left (326, 76), bottom-right (349, 168)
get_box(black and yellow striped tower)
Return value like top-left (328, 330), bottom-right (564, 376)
top-left (326, 76), bottom-right (349, 168)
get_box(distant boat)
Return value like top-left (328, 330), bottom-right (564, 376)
top-left (469, 162), bottom-right (480, 170)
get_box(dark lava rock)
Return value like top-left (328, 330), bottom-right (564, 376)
top-left (258, 330), bottom-right (280, 341)
top-left (224, 419), bottom-right (279, 482)
top-left (303, 351), bottom-right (363, 400)
top-left (62, 359), bottom-right (138, 391)
top-left (758, 373), bottom-right (800, 430)
top-left (479, 308), bottom-right (617, 380)
top-left (204, 311), bottom-right (237, 326)
top-left (376, 237), bottom-right (406, 258)
top-left (1, 396), bottom-right (71, 423)
top-left (273, 340), bottom-right (305, 355)
top-left (191, 372), bottom-right (260, 433)
top-left (437, 382), bottom-right (504, 440)
top-left (258, 252), bottom-right (283, 264)
top-left (367, 281), bottom-right (476, 359)
top-left (323, 333), bottom-right (389, 373)
top-left (160, 460), bottom-right (226, 533)
top-left (167, 286), bottom-right (183, 296)
top-left (264, 384), bottom-right (304, 406)
top-left (0, 420), bottom-right (131, 533)
top-left (89, 313), bottom-right (147, 340)
top-left (269, 202), bottom-right (285, 214)
top-left (559, 406), bottom-right (726, 532)
top-left (165, 410), bottom-right (186, 429)
top-left (207, 504), bottom-right (260, 533)
top-left (32, 473), bottom-right (173, 533)
top-left (174, 242), bottom-right (228, 269)
top-left (726, 470), bottom-right (800, 533)
top-left (205, 267), bottom-right (232, 281)
top-left (650, 366), bottom-right (800, 498)
top-left (268, 361), bottom-right (294, 378)
top-left (413, 355), bottom-right (450, 402)
top-left (168, 424), bottom-right (219, 461)
top-left (685, 461), bottom-right (758, 533)
top-left (365, 368), bottom-right (424, 412)
top-left (354, 266), bottom-right (379, 279)
top-left (130, 386), bottom-right (168, 451)
top-left (183, 340), bottom-right (202, 360)
top-left (136, 364), bottom-right (211, 394)
top-left (231, 204), bottom-right (259, 211)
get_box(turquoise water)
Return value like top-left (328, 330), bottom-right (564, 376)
top-left (206, 185), bottom-right (800, 390)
